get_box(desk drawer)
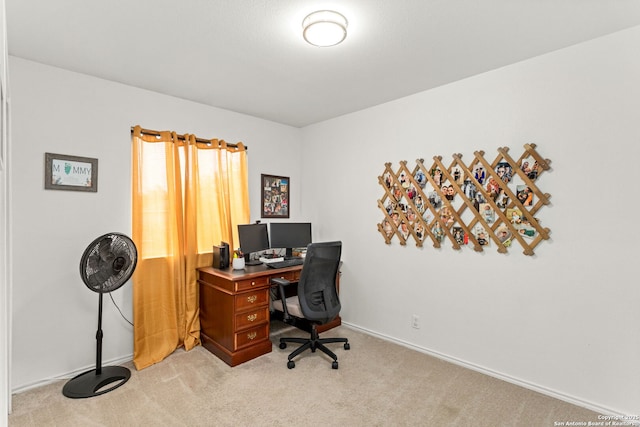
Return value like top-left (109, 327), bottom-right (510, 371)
top-left (235, 307), bottom-right (269, 331)
top-left (234, 324), bottom-right (269, 350)
top-left (234, 276), bottom-right (269, 292)
top-left (235, 289), bottom-right (269, 311)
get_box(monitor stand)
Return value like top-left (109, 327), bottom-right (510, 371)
top-left (244, 254), bottom-right (263, 266)
top-left (283, 248), bottom-right (304, 260)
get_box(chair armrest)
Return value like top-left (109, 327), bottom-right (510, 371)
top-left (271, 277), bottom-right (292, 288)
top-left (271, 277), bottom-right (295, 321)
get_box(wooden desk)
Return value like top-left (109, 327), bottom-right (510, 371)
top-left (198, 263), bottom-right (341, 366)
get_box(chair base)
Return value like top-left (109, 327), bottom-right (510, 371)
top-left (279, 325), bottom-right (350, 369)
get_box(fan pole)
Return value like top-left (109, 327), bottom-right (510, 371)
top-left (96, 293), bottom-right (103, 375)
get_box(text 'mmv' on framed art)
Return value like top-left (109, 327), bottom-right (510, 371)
top-left (45, 152), bottom-right (98, 192)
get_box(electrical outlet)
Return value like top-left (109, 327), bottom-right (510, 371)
top-left (411, 314), bottom-right (420, 329)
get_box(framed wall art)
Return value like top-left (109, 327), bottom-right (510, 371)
top-left (261, 174), bottom-right (289, 218)
top-left (45, 152), bottom-right (98, 192)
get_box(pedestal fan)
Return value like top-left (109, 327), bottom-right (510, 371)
top-left (62, 232), bottom-right (137, 399)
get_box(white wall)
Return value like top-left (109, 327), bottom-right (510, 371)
top-left (9, 57), bottom-right (302, 390)
top-left (301, 26), bottom-right (640, 415)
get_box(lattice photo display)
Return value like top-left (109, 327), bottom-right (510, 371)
top-left (377, 144), bottom-right (551, 255)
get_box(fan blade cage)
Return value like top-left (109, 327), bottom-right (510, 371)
top-left (80, 233), bottom-right (138, 293)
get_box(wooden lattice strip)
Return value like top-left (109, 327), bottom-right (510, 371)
top-left (472, 151), bottom-right (542, 255)
top-left (378, 163), bottom-right (436, 247)
top-left (379, 165), bottom-right (409, 245)
top-left (377, 164), bottom-right (406, 245)
top-left (477, 149), bottom-right (538, 254)
top-left (508, 144), bottom-right (552, 252)
top-left (396, 160), bottom-right (448, 247)
top-left (402, 214), bottom-right (432, 248)
top-left (453, 153), bottom-right (489, 238)
top-left (498, 147), bottom-right (550, 209)
top-left (482, 147), bottom-right (550, 249)
top-left (448, 156), bottom-right (483, 247)
top-left (390, 161), bottom-right (421, 246)
top-left (377, 200), bottom-right (397, 244)
top-left (502, 144), bottom-right (551, 204)
top-left (483, 149), bottom-right (514, 235)
top-left (498, 157), bottom-right (551, 248)
top-left (451, 155), bottom-right (499, 249)
top-left (454, 152), bottom-right (507, 253)
top-left (399, 160), bottom-right (445, 248)
top-left (408, 160), bottom-right (442, 229)
top-left (443, 156), bottom-right (488, 250)
top-left (454, 151), bottom-right (512, 251)
top-left (403, 159), bottom-right (450, 247)
top-left (412, 159), bottom-right (465, 250)
top-left (451, 152), bottom-right (510, 252)
top-left (483, 148), bottom-right (549, 242)
top-left (401, 161), bottom-right (449, 248)
top-left (431, 156), bottom-right (485, 252)
top-left (462, 145), bottom-right (552, 254)
top-left (451, 153), bottom-right (514, 253)
top-left (397, 161), bottom-right (425, 247)
top-left (486, 152), bottom-right (512, 240)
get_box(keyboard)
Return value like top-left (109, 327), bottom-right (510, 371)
top-left (266, 258), bottom-right (304, 269)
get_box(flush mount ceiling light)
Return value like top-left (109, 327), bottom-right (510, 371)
top-left (302, 10), bottom-right (348, 47)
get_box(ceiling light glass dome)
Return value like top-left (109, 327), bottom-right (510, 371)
top-left (302, 10), bottom-right (348, 47)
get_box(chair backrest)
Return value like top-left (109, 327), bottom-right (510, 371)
top-left (297, 241), bottom-right (342, 324)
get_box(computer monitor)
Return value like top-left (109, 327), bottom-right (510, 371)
top-left (269, 222), bottom-right (312, 258)
top-left (237, 223), bottom-right (270, 265)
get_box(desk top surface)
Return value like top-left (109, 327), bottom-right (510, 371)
top-left (198, 263), bottom-right (302, 280)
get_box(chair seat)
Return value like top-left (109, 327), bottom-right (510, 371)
top-left (272, 296), bottom-right (304, 318)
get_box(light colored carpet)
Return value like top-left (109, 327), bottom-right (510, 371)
top-left (9, 323), bottom-right (600, 426)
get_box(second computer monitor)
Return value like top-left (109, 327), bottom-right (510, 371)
top-left (269, 222), bottom-right (312, 258)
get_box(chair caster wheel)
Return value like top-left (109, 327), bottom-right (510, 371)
top-left (287, 360), bottom-right (295, 369)
top-left (332, 361), bottom-right (339, 369)
top-left (344, 343), bottom-right (350, 350)
top-left (279, 342), bottom-right (287, 349)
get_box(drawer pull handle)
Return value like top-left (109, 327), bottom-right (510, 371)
top-left (247, 295), bottom-right (258, 304)
top-left (247, 314), bottom-right (258, 322)
top-left (251, 281), bottom-right (256, 286)
top-left (247, 332), bottom-right (257, 340)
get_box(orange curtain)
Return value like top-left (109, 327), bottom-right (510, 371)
top-left (131, 125), bottom-right (249, 369)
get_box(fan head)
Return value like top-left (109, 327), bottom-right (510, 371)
top-left (80, 232), bottom-right (137, 293)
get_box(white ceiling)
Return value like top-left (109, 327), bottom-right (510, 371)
top-left (6, 0), bottom-right (640, 127)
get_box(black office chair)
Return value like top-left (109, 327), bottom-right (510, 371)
top-left (271, 241), bottom-right (350, 369)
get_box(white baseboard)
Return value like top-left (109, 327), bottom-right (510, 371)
top-left (341, 322), bottom-right (637, 423)
top-left (11, 354), bottom-right (133, 395)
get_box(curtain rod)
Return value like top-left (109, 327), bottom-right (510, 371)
top-left (131, 126), bottom-right (247, 150)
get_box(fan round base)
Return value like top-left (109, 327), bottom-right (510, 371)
top-left (62, 365), bottom-right (131, 399)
